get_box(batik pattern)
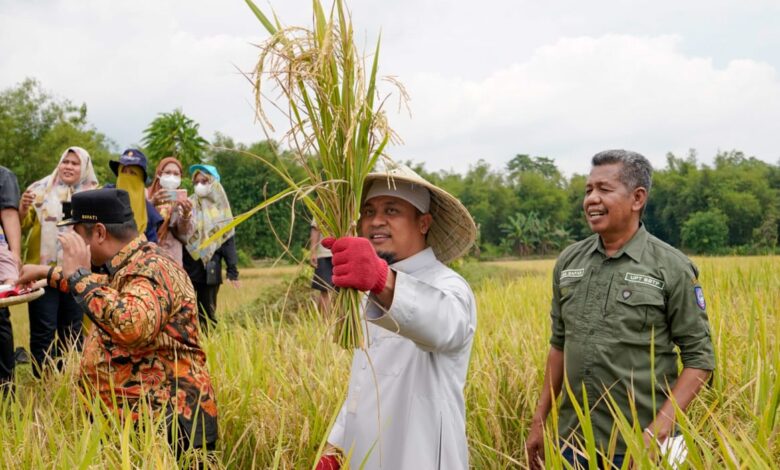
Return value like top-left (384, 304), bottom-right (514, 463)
top-left (49, 235), bottom-right (218, 444)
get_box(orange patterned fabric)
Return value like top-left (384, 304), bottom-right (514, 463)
top-left (49, 235), bottom-right (218, 445)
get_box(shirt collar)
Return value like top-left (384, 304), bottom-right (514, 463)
top-left (590, 224), bottom-right (648, 262)
top-left (390, 247), bottom-right (437, 275)
top-left (105, 234), bottom-right (148, 276)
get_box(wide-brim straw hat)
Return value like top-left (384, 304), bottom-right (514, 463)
top-left (363, 163), bottom-right (477, 264)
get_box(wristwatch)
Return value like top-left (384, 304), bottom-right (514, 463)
top-left (68, 267), bottom-right (92, 287)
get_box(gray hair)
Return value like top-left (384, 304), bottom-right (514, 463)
top-left (591, 149), bottom-right (653, 194)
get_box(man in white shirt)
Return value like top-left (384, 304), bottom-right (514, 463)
top-left (316, 164), bottom-right (478, 470)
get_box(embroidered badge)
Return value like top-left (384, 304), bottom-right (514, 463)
top-left (624, 272), bottom-right (664, 290)
top-left (622, 289), bottom-right (632, 299)
top-left (560, 268), bottom-right (585, 280)
top-left (694, 286), bottom-right (706, 310)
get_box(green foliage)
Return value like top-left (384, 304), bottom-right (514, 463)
top-left (500, 211), bottom-right (572, 256)
top-left (210, 134), bottom-right (309, 260)
top-left (236, 248), bottom-right (254, 268)
top-left (0, 78), bottom-right (115, 188)
top-left (681, 209), bottom-right (730, 253)
top-left (142, 108), bottom-right (208, 171)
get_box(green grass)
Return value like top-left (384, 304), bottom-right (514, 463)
top-left (1, 256), bottom-right (778, 468)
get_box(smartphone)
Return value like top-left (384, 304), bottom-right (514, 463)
top-left (167, 190), bottom-right (188, 202)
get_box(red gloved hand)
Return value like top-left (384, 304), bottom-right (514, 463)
top-left (321, 237), bottom-right (388, 295)
top-left (315, 454), bottom-right (341, 470)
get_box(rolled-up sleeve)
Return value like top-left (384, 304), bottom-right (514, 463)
top-left (0, 168), bottom-right (20, 209)
top-left (67, 270), bottom-right (167, 349)
top-left (365, 270), bottom-right (476, 353)
top-left (667, 264), bottom-right (716, 371)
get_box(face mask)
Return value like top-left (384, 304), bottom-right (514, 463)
top-left (194, 183), bottom-right (212, 197)
top-left (159, 174), bottom-right (181, 190)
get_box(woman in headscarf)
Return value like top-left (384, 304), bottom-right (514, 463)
top-left (183, 164), bottom-right (239, 333)
top-left (147, 157), bottom-right (194, 266)
top-left (18, 146), bottom-right (98, 377)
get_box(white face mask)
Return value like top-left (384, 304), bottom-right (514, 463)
top-left (159, 174), bottom-right (181, 190)
top-left (194, 183), bottom-right (212, 197)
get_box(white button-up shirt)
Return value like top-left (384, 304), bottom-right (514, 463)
top-left (328, 247), bottom-right (477, 469)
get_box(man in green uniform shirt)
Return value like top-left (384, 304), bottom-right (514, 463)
top-left (525, 150), bottom-right (715, 468)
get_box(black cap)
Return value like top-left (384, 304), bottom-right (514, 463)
top-left (109, 149), bottom-right (149, 181)
top-left (58, 188), bottom-right (135, 226)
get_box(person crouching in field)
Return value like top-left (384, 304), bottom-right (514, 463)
top-left (17, 189), bottom-right (218, 457)
top-left (0, 165), bottom-right (22, 394)
top-left (525, 150), bottom-right (715, 469)
top-left (316, 164), bottom-right (478, 470)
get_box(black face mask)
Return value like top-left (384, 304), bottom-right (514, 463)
top-left (377, 251), bottom-right (396, 265)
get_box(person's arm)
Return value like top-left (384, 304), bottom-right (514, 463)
top-left (645, 263), bottom-right (715, 444)
top-left (0, 169), bottom-right (21, 259)
top-left (49, 266), bottom-right (165, 348)
top-left (526, 347), bottom-right (565, 470)
top-left (18, 189), bottom-right (34, 223)
top-left (172, 199), bottom-right (194, 239)
top-left (367, 268), bottom-right (476, 353)
top-left (221, 236), bottom-right (240, 285)
top-left (525, 259), bottom-right (567, 470)
top-left (0, 208), bottom-right (21, 260)
top-left (309, 226), bottom-right (320, 267)
top-left (644, 368), bottom-right (710, 444)
top-left (49, 231), bottom-right (166, 348)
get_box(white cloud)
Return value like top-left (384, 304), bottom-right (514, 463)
top-left (391, 34), bottom-right (780, 174)
top-left (1, 1), bottom-right (778, 177)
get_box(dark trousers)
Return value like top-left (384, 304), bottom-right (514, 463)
top-left (193, 283), bottom-right (219, 333)
top-left (0, 307), bottom-right (13, 391)
top-left (27, 286), bottom-right (83, 377)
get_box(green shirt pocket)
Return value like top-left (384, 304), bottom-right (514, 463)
top-left (611, 287), bottom-right (666, 341)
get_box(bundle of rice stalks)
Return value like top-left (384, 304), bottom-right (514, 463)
top-left (203, 0), bottom-right (405, 349)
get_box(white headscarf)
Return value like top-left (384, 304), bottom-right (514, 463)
top-left (26, 147), bottom-right (99, 265)
top-left (185, 170), bottom-right (234, 264)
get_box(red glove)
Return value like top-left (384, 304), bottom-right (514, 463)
top-left (321, 237), bottom-right (388, 295)
top-left (315, 454), bottom-right (341, 470)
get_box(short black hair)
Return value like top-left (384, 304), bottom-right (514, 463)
top-left (80, 219), bottom-right (138, 242)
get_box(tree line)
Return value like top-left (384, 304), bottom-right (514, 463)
top-left (2, 79), bottom-right (778, 259)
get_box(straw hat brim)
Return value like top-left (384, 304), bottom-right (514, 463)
top-left (363, 167), bottom-right (477, 264)
top-left (0, 288), bottom-right (45, 308)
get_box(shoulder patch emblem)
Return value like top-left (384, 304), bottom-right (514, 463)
top-left (561, 268), bottom-right (585, 280)
top-left (694, 286), bottom-right (706, 310)
top-left (624, 272), bottom-right (665, 290)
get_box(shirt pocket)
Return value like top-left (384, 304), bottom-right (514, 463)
top-left (610, 286), bottom-right (666, 342)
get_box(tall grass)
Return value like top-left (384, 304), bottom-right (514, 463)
top-left (1, 256), bottom-right (778, 468)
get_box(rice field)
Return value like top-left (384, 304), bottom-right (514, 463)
top-left (1, 256), bottom-right (778, 468)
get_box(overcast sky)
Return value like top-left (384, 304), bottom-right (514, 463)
top-left (2, 0), bottom-right (779, 175)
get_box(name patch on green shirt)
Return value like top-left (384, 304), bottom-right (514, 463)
top-left (624, 272), bottom-right (664, 290)
top-left (560, 268), bottom-right (585, 280)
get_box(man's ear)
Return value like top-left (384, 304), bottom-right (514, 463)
top-left (418, 213), bottom-right (433, 235)
top-left (632, 187), bottom-right (648, 213)
top-left (94, 223), bottom-right (108, 243)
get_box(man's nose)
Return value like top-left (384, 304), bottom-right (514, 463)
top-left (370, 213), bottom-right (387, 226)
top-left (584, 191), bottom-right (600, 205)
